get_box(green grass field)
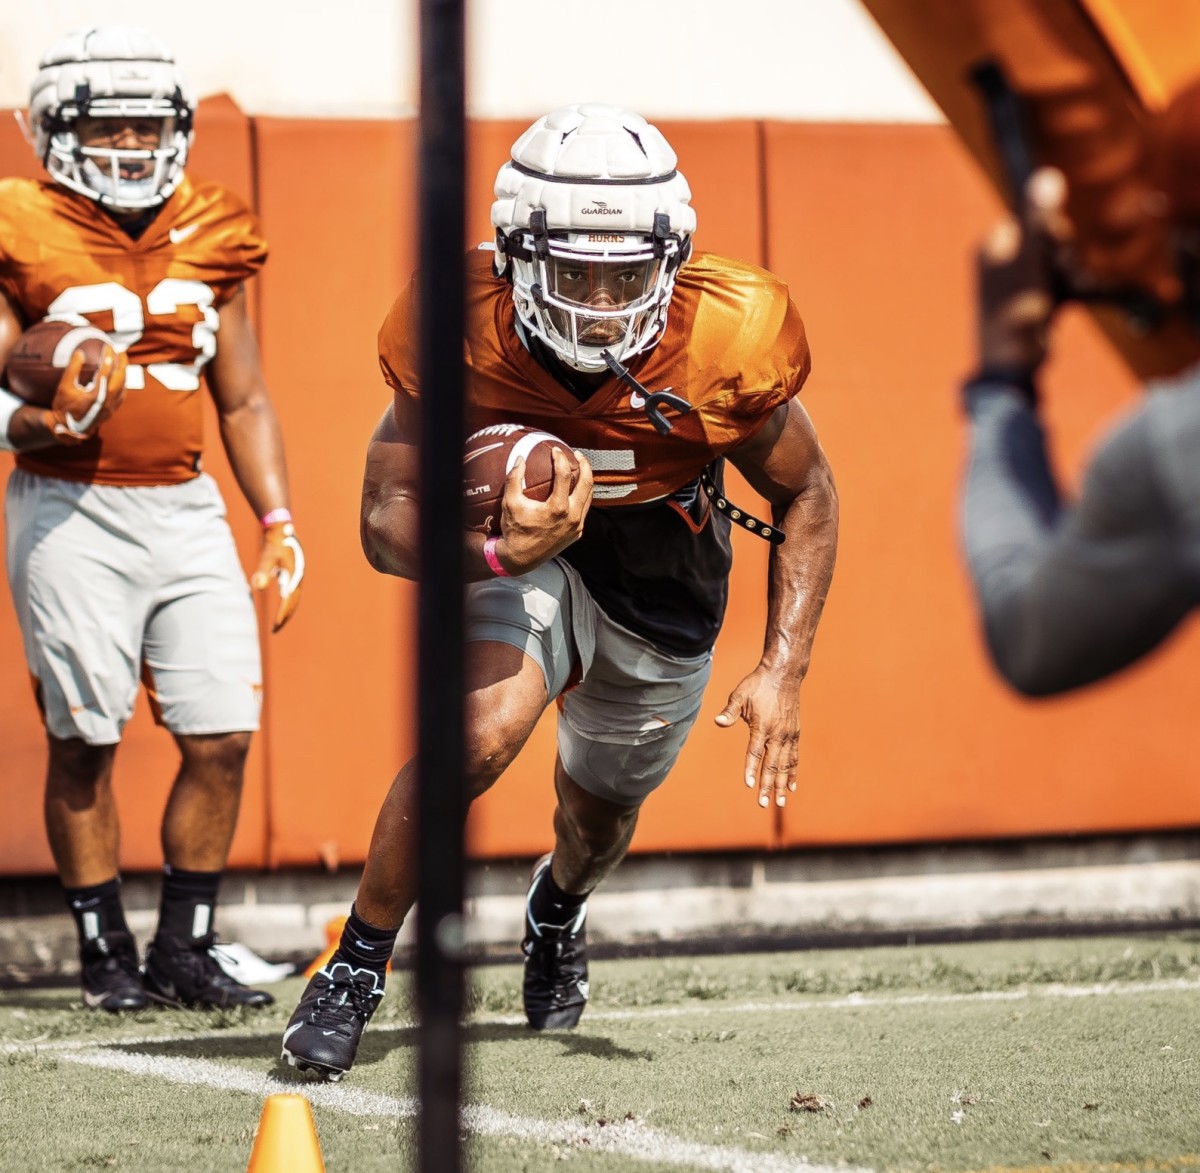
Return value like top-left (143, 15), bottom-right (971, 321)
top-left (3, 933), bottom-right (1199, 1172)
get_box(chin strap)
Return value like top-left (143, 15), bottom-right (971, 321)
top-left (601, 349), bottom-right (691, 436)
top-left (600, 349), bottom-right (785, 545)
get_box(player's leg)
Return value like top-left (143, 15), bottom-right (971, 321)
top-left (355, 638), bottom-right (550, 928)
top-left (159, 732), bottom-right (251, 870)
top-left (6, 471), bottom-right (150, 1011)
top-left (134, 474), bottom-right (269, 1009)
top-left (283, 561), bottom-right (579, 1079)
top-left (45, 736), bottom-right (148, 1011)
top-left (519, 761), bottom-right (641, 1030)
top-left (550, 760), bottom-right (641, 893)
top-left (142, 731), bottom-right (271, 1008)
top-left (44, 738), bottom-right (121, 888)
top-left (522, 585), bottom-right (713, 1029)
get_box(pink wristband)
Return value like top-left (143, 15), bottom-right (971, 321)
top-left (260, 507), bottom-right (293, 528)
top-left (482, 536), bottom-right (511, 578)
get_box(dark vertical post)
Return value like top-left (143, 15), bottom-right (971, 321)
top-left (416, 0), bottom-right (466, 1170)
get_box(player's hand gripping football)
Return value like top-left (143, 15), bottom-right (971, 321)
top-left (492, 448), bottom-right (594, 575)
top-left (44, 346), bottom-right (128, 443)
top-left (715, 668), bottom-right (803, 809)
top-left (251, 518), bottom-right (305, 632)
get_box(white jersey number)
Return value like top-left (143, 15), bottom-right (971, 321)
top-left (47, 279), bottom-right (219, 392)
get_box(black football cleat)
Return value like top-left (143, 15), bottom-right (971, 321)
top-left (522, 855), bottom-right (590, 1030)
top-left (142, 933), bottom-right (275, 1009)
top-left (80, 930), bottom-right (150, 1012)
top-left (280, 961), bottom-right (385, 1081)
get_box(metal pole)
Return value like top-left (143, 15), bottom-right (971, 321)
top-left (416, 0), bottom-right (466, 1169)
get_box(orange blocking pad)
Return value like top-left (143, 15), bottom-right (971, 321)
top-left (3, 109), bottom-right (1200, 875)
top-left (763, 121), bottom-right (1200, 847)
top-left (250, 117), bottom-right (418, 868)
top-left (0, 97), bottom-right (269, 873)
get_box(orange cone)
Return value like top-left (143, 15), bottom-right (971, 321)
top-left (302, 914), bottom-right (391, 979)
top-left (302, 916), bottom-right (346, 979)
top-left (246, 1094), bottom-right (325, 1172)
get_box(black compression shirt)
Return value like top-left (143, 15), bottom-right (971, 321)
top-left (528, 333), bottom-right (735, 658)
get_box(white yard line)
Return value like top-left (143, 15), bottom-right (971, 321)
top-left (6, 974), bottom-right (1200, 1055)
top-left (56, 1048), bottom-right (867, 1173)
top-left (10, 977), bottom-right (1199, 1172)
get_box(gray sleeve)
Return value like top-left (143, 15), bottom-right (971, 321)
top-left (961, 380), bottom-right (1200, 696)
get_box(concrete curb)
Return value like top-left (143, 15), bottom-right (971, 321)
top-left (4, 835), bottom-right (1200, 980)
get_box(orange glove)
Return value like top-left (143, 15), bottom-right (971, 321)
top-left (44, 347), bottom-right (127, 443)
top-left (251, 512), bottom-right (305, 632)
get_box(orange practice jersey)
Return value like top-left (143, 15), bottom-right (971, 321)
top-left (379, 248), bottom-right (812, 655)
top-left (0, 176), bottom-right (266, 486)
top-left (379, 248), bottom-right (811, 505)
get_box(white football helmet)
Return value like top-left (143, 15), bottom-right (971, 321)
top-left (491, 104), bottom-right (696, 372)
top-left (27, 26), bottom-right (194, 211)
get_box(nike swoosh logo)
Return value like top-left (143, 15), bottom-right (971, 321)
top-left (169, 223), bottom-right (200, 244)
top-left (282, 1022), bottom-right (304, 1045)
top-left (464, 442), bottom-right (505, 464)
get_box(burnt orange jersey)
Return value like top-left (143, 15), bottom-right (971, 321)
top-left (379, 248), bottom-right (810, 506)
top-left (378, 248), bottom-right (812, 655)
top-left (0, 176), bottom-right (266, 486)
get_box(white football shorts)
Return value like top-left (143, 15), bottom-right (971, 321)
top-left (5, 470), bottom-right (262, 745)
top-left (466, 558), bottom-right (712, 805)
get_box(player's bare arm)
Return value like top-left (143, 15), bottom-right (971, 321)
top-left (360, 392), bottom-right (593, 582)
top-left (208, 285), bottom-right (290, 513)
top-left (360, 397), bottom-right (420, 579)
top-left (208, 284), bottom-right (303, 630)
top-left (721, 397), bottom-right (839, 808)
top-left (0, 291), bottom-right (127, 450)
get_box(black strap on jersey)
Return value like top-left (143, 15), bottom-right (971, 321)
top-left (699, 468), bottom-right (785, 545)
top-left (601, 349), bottom-right (786, 545)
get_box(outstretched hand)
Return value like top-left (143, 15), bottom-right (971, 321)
top-left (714, 666), bottom-right (803, 809)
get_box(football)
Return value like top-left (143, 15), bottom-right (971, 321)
top-left (4, 315), bottom-right (112, 407)
top-left (464, 423), bottom-right (581, 535)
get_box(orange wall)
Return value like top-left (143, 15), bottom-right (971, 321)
top-left (2, 103), bottom-right (1198, 875)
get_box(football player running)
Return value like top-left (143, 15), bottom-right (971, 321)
top-left (282, 104), bottom-right (837, 1080)
top-left (0, 27), bottom-right (304, 1011)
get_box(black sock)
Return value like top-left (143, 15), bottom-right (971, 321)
top-left (334, 904), bottom-right (399, 974)
top-left (155, 865), bottom-right (221, 945)
top-left (527, 858), bottom-right (588, 935)
top-left (64, 877), bottom-right (130, 945)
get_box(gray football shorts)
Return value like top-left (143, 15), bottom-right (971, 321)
top-left (5, 470), bottom-right (262, 746)
top-left (465, 558), bottom-right (713, 806)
